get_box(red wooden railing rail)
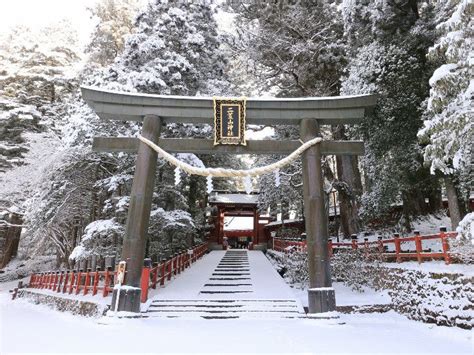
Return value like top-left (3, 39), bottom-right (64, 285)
top-left (271, 228), bottom-right (457, 265)
top-left (28, 242), bottom-right (208, 303)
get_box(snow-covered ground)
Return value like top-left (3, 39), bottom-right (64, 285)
top-left (0, 292), bottom-right (471, 354)
top-left (1, 251), bottom-right (472, 354)
top-left (292, 282), bottom-right (392, 308)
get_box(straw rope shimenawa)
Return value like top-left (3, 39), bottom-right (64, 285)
top-left (138, 134), bottom-right (323, 178)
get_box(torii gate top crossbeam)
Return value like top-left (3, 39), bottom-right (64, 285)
top-left (81, 86), bottom-right (376, 126)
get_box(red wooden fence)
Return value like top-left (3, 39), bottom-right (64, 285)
top-left (28, 243), bottom-right (208, 303)
top-left (271, 228), bottom-right (457, 265)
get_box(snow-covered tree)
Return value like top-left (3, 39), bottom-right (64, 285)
top-left (450, 212), bottom-right (474, 264)
top-left (86, 0), bottom-right (141, 67)
top-left (341, 0), bottom-right (441, 227)
top-left (231, 2), bottom-right (366, 237)
top-left (418, 0), bottom-right (473, 229)
top-left (24, 148), bottom-right (101, 267)
top-left (229, 0), bottom-right (346, 96)
top-left (93, 0), bottom-right (230, 96)
top-left (0, 22), bottom-right (80, 172)
top-left (69, 218), bottom-right (124, 262)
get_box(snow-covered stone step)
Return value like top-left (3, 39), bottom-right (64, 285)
top-left (144, 299), bottom-right (304, 319)
top-left (144, 299), bottom-right (305, 319)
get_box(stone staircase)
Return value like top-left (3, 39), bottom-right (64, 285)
top-left (144, 299), bottom-right (304, 319)
top-left (143, 250), bottom-right (306, 319)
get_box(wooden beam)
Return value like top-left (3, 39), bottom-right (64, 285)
top-left (88, 102), bottom-right (366, 125)
top-left (81, 86), bottom-right (377, 125)
top-left (92, 137), bottom-right (365, 155)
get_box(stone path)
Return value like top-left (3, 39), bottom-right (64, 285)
top-left (144, 250), bottom-right (306, 319)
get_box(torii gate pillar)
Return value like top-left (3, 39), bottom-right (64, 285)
top-left (301, 119), bottom-right (335, 313)
top-left (111, 115), bottom-right (161, 312)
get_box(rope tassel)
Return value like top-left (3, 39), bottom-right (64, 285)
top-left (138, 135), bottom-right (323, 178)
top-left (206, 175), bottom-right (213, 194)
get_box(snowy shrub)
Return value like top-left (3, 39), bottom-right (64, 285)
top-left (148, 208), bottom-right (196, 261)
top-left (331, 249), bottom-right (383, 292)
top-left (450, 212), bottom-right (474, 264)
top-left (283, 251), bottom-right (308, 285)
top-left (276, 227), bottom-right (302, 239)
top-left (69, 219), bottom-right (124, 262)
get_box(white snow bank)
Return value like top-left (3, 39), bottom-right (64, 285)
top-left (1, 292), bottom-right (471, 354)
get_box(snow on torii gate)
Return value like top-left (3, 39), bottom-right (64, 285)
top-left (81, 86), bottom-right (376, 314)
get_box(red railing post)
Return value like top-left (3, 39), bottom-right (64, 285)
top-left (160, 261), bottom-right (166, 286)
top-left (377, 236), bottom-right (384, 254)
top-left (173, 254), bottom-right (178, 276)
top-left (41, 272), bottom-right (47, 289)
top-left (140, 259), bottom-right (152, 303)
top-left (440, 226), bottom-right (451, 265)
top-left (43, 272), bottom-right (47, 288)
top-left (328, 239), bottom-right (333, 257)
top-left (52, 272), bottom-right (58, 291)
top-left (75, 269), bottom-right (82, 295)
top-left (167, 259), bottom-right (172, 281)
top-left (103, 266), bottom-right (111, 297)
top-left (68, 271), bottom-right (75, 294)
top-left (414, 230), bottom-right (422, 264)
top-left (62, 271), bottom-right (69, 293)
top-left (152, 262), bottom-right (159, 289)
top-left (84, 268), bottom-right (91, 295)
top-left (364, 238), bottom-right (370, 258)
top-left (92, 267), bottom-right (100, 296)
top-left (43, 272), bottom-right (48, 289)
top-left (351, 234), bottom-right (358, 249)
top-left (52, 272), bottom-right (57, 289)
top-left (47, 272), bottom-right (52, 289)
top-left (394, 233), bottom-right (401, 263)
top-left (57, 271), bottom-right (64, 293)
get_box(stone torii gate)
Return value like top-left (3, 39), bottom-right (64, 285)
top-left (81, 86), bottom-right (376, 314)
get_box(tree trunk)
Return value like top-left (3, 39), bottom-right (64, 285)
top-left (444, 176), bottom-right (462, 230)
top-left (332, 125), bottom-right (363, 237)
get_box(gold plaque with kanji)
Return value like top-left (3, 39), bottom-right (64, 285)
top-left (213, 98), bottom-right (246, 146)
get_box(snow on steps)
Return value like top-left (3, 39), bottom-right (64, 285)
top-left (138, 250), bottom-right (307, 319)
top-left (143, 299), bottom-right (306, 319)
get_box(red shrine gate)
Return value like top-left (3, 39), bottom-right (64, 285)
top-left (207, 192), bottom-right (271, 249)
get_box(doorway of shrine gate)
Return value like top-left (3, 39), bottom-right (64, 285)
top-left (206, 191), bottom-right (272, 250)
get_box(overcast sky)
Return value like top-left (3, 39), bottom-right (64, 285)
top-left (0, 0), bottom-right (99, 45)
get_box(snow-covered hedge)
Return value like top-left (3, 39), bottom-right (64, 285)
top-left (267, 249), bottom-right (473, 329)
top-left (374, 267), bottom-right (473, 329)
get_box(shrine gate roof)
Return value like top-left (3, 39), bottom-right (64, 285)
top-left (209, 193), bottom-right (259, 205)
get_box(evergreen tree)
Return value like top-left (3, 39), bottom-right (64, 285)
top-left (341, 0), bottom-right (441, 228)
top-left (86, 0), bottom-right (140, 67)
top-left (97, 0), bottom-right (230, 96)
top-left (231, 1), bottom-right (363, 237)
top-left (418, 0), bottom-right (473, 229)
top-left (67, 0), bottom-right (234, 262)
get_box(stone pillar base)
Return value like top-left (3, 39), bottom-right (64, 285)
top-left (308, 287), bottom-right (336, 313)
top-left (111, 287), bottom-right (141, 313)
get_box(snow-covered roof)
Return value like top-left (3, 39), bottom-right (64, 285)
top-left (209, 193), bottom-right (258, 205)
top-left (265, 219), bottom-right (303, 227)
